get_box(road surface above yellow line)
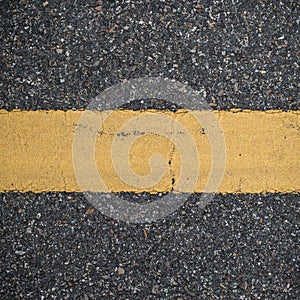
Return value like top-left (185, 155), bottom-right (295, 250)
top-left (1, 109), bottom-right (299, 194)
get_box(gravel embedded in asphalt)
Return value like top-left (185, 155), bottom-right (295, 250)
top-left (1, 193), bottom-right (299, 299)
top-left (0, 0), bottom-right (299, 111)
top-left (1, 1), bottom-right (300, 299)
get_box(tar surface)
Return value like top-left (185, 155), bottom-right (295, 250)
top-left (1, 1), bottom-right (299, 299)
top-left (1, 0), bottom-right (299, 111)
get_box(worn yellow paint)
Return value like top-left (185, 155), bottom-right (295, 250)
top-left (0, 109), bottom-right (299, 193)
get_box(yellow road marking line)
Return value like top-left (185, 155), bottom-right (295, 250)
top-left (1, 109), bottom-right (299, 193)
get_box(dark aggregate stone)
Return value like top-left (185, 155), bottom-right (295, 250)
top-left (1, 1), bottom-right (300, 299)
top-left (1, 192), bottom-right (299, 299)
top-left (1, 0), bottom-right (299, 111)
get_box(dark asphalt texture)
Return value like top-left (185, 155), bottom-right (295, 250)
top-left (1, 0), bottom-right (299, 111)
top-left (1, 0), bottom-right (300, 299)
top-left (1, 193), bottom-right (299, 299)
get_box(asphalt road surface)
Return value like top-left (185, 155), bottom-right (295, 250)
top-left (1, 1), bottom-right (299, 299)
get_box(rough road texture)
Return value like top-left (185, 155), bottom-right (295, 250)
top-left (1, 0), bottom-right (299, 111)
top-left (1, 1), bottom-right (299, 299)
top-left (1, 193), bottom-right (299, 299)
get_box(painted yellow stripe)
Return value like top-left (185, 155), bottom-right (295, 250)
top-left (1, 109), bottom-right (299, 193)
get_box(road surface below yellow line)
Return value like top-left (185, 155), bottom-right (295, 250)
top-left (0, 109), bottom-right (299, 193)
